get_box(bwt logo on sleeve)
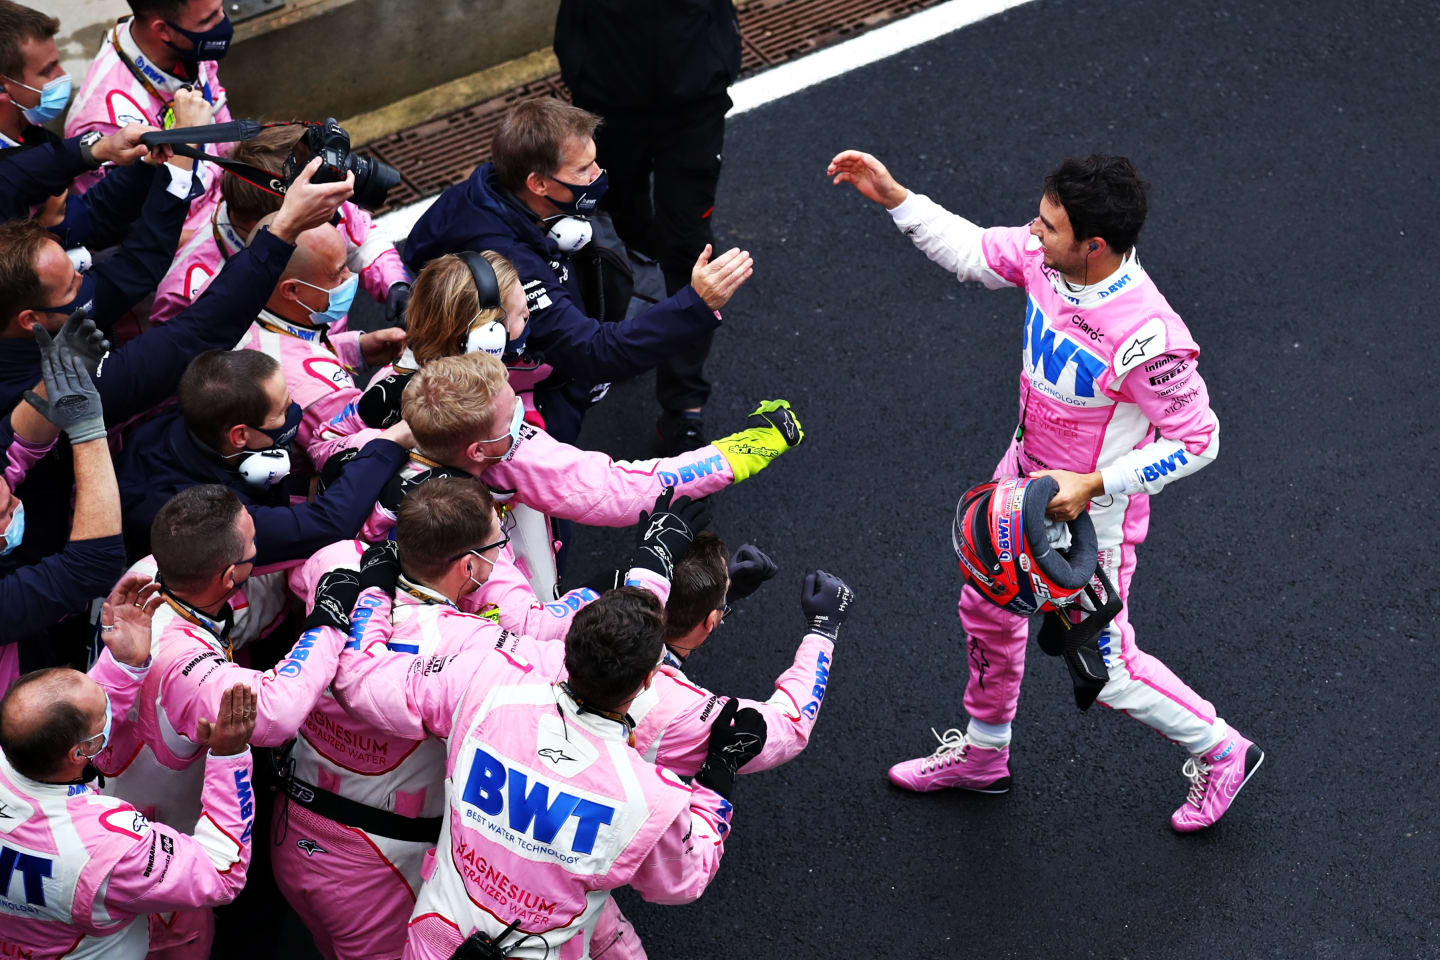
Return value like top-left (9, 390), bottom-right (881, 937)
top-left (461, 748), bottom-right (615, 855)
top-left (658, 454), bottom-right (725, 488)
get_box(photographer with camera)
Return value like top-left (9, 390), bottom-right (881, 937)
top-left (65, 0), bottom-right (236, 243)
top-left (149, 121), bottom-right (412, 330)
top-left (404, 97), bottom-right (753, 445)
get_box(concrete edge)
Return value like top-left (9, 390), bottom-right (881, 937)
top-left (345, 48), bottom-right (560, 148)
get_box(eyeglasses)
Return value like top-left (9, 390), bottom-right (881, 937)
top-left (448, 534), bottom-right (510, 564)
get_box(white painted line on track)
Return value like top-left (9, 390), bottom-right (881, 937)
top-left (375, 0), bottom-right (1035, 237)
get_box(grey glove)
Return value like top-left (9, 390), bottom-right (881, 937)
top-left (25, 320), bottom-right (106, 444)
top-left (53, 307), bottom-right (111, 379)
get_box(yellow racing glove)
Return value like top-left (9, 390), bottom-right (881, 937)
top-left (712, 399), bottom-right (804, 483)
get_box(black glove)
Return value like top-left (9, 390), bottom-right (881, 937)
top-left (800, 569), bottom-right (854, 641)
top-left (377, 464), bottom-right (470, 516)
top-left (305, 569), bottom-right (361, 633)
top-left (726, 543), bottom-right (778, 605)
top-left (25, 318), bottom-right (107, 444)
top-left (358, 372), bottom-right (412, 429)
top-left (384, 281), bottom-right (412, 327)
top-left (359, 540), bottom-right (402, 596)
top-left (316, 447), bottom-right (362, 496)
top-left (693, 698), bottom-right (768, 799)
top-left (630, 487), bottom-right (711, 580)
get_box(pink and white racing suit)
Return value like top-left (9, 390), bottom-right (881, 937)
top-left (331, 593), bottom-right (732, 960)
top-left (0, 649), bottom-right (253, 960)
top-left (64, 17), bottom-right (231, 242)
top-left (234, 310), bottom-right (381, 471)
top-left (149, 200), bottom-right (407, 329)
top-left (890, 192), bottom-right (1226, 753)
top-left (98, 593), bottom-right (346, 956)
top-left (271, 542), bottom-right (625, 960)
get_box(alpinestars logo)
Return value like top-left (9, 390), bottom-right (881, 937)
top-left (721, 734), bottom-right (762, 758)
top-left (1121, 334), bottom-right (1157, 366)
top-left (537, 748), bottom-right (577, 765)
top-left (296, 839), bottom-right (327, 857)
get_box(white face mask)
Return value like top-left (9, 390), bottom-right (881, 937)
top-left (479, 399), bottom-right (525, 459)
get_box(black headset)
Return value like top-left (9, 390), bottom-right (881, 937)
top-left (456, 251), bottom-right (502, 310)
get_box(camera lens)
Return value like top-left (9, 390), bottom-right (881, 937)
top-left (348, 154), bottom-right (401, 211)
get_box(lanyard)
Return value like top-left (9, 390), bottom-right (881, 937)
top-left (162, 592), bottom-right (233, 659)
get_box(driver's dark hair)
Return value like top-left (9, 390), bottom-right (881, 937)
top-left (564, 587), bottom-right (664, 712)
top-left (0, 669), bottom-right (96, 780)
top-left (178, 349), bottom-right (279, 450)
top-left (1043, 155), bottom-right (1149, 254)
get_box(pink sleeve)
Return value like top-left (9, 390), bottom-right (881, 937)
top-left (327, 330), bottom-right (365, 373)
top-left (102, 750), bottom-right (253, 914)
top-left (3, 429), bottom-right (56, 490)
top-left (87, 648), bottom-right (149, 741)
top-left (486, 427), bottom-right (734, 526)
top-left (464, 546), bottom-right (599, 642)
top-left (979, 225), bottom-right (1036, 288)
top-left (332, 602), bottom-right (479, 742)
top-left (289, 539), bottom-right (366, 610)
top-left (1117, 347), bottom-right (1217, 454)
top-left (649, 634), bottom-right (833, 777)
top-left (627, 779), bottom-right (730, 905)
top-left (159, 625), bottom-right (346, 747)
top-left (298, 386), bottom-right (383, 471)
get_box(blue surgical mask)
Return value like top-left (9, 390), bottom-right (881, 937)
top-left (3, 73), bottom-right (72, 125)
top-left (294, 274), bottom-right (358, 327)
top-left (79, 691), bottom-right (113, 758)
top-left (163, 16), bottom-right (234, 66)
top-left (1, 501), bottom-right (23, 556)
top-left (547, 169), bottom-right (608, 215)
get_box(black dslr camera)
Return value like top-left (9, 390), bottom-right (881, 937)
top-left (282, 117), bottom-right (400, 211)
top-left (139, 117), bottom-right (401, 211)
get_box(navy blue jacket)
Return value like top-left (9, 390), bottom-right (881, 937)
top-left (115, 416), bottom-right (407, 567)
top-left (0, 126), bottom-right (157, 249)
top-left (403, 163), bottom-right (720, 438)
top-left (0, 228), bottom-right (296, 570)
top-left (1, 133), bottom-right (195, 333)
top-left (0, 534), bottom-right (126, 659)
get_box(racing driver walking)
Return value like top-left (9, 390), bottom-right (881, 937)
top-left (829, 149), bottom-right (1262, 831)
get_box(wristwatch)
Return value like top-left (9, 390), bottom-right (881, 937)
top-left (77, 130), bottom-right (105, 169)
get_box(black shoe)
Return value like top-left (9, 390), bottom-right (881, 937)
top-left (655, 411), bottom-right (706, 457)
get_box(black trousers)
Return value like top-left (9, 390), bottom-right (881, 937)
top-left (581, 97), bottom-right (728, 412)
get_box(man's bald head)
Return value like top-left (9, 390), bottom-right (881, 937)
top-left (0, 668), bottom-right (104, 781)
top-left (264, 223), bottom-right (350, 324)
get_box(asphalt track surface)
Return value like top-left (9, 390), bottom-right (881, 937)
top-left (227, 1), bottom-right (1440, 957)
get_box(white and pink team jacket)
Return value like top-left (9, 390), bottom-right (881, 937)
top-left (99, 594), bottom-right (345, 836)
top-left (888, 193), bottom-right (1220, 513)
top-left (150, 200), bottom-right (408, 329)
top-left (332, 598), bottom-right (732, 960)
top-left (64, 17), bottom-right (231, 240)
top-left (0, 650), bottom-right (252, 960)
top-left (234, 310), bottom-right (381, 471)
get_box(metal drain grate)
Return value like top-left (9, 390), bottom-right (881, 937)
top-left (361, 0), bottom-right (950, 212)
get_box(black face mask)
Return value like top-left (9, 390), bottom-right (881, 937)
top-left (75, 761), bottom-right (103, 785)
top-left (251, 401), bottom-right (303, 449)
top-left (162, 15), bottom-right (234, 68)
top-left (33, 272), bottom-right (96, 326)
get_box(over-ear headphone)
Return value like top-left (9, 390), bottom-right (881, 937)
top-left (455, 251), bottom-right (505, 356)
top-left (456, 251), bottom-right (501, 311)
